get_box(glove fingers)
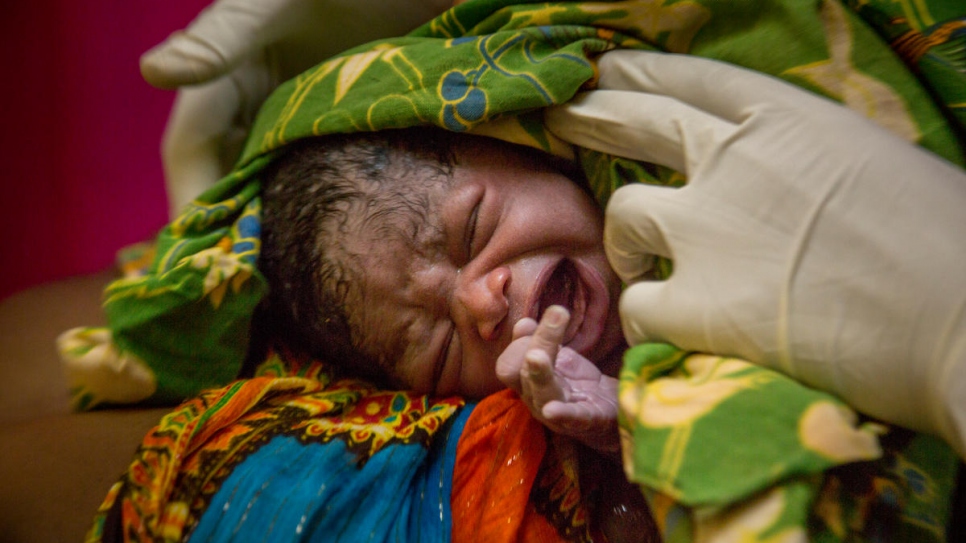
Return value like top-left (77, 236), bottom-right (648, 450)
top-left (619, 280), bottom-right (693, 348)
top-left (596, 50), bottom-right (825, 123)
top-left (545, 90), bottom-right (733, 173)
top-left (141, 0), bottom-right (292, 88)
top-left (161, 80), bottom-right (245, 216)
top-left (604, 183), bottom-right (678, 284)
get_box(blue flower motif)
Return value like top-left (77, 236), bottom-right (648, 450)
top-left (901, 465), bottom-right (928, 496)
top-left (233, 210), bottom-right (262, 264)
top-left (440, 70), bottom-right (488, 131)
top-left (235, 214), bottom-right (261, 239)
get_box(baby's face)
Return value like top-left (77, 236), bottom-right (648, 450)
top-left (344, 137), bottom-right (624, 398)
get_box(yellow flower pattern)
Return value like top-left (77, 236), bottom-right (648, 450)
top-left (579, 0), bottom-right (711, 53)
top-left (694, 487), bottom-right (808, 543)
top-left (784, 0), bottom-right (920, 141)
top-left (799, 401), bottom-right (883, 462)
top-left (628, 354), bottom-right (766, 427)
top-left (189, 240), bottom-right (255, 309)
top-left (57, 327), bottom-right (157, 410)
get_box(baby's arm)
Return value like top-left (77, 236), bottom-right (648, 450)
top-left (496, 305), bottom-right (620, 455)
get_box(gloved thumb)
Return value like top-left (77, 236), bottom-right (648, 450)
top-left (141, 0), bottom-right (293, 88)
top-left (604, 183), bottom-right (677, 284)
top-left (618, 280), bottom-right (685, 347)
top-left (620, 277), bottom-right (762, 360)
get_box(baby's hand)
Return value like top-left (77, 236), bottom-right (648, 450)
top-left (496, 305), bottom-right (620, 455)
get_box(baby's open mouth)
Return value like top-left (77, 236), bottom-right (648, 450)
top-left (538, 259), bottom-right (577, 316)
top-left (535, 259), bottom-right (585, 345)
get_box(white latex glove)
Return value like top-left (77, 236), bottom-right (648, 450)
top-left (141, 0), bottom-right (452, 217)
top-left (545, 50), bottom-right (966, 459)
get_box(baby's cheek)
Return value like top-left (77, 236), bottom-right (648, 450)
top-left (387, 355), bottom-right (437, 396)
top-left (395, 368), bottom-right (434, 395)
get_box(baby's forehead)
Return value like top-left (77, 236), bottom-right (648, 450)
top-left (350, 173), bottom-right (451, 258)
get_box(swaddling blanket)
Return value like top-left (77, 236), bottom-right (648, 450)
top-left (86, 354), bottom-right (616, 542)
top-left (87, 348), bottom-right (956, 542)
top-left (63, 0), bottom-right (966, 540)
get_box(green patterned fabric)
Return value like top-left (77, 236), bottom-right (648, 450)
top-left (843, 0), bottom-right (966, 130)
top-left (618, 344), bottom-right (960, 541)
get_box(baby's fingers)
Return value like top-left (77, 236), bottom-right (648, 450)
top-left (520, 306), bottom-right (571, 408)
top-left (527, 305), bottom-right (569, 360)
top-left (495, 319), bottom-right (541, 393)
top-left (521, 347), bottom-right (566, 410)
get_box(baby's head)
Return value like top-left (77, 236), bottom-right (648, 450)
top-left (259, 127), bottom-right (624, 397)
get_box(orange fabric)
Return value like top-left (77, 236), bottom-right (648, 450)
top-left (451, 390), bottom-right (565, 543)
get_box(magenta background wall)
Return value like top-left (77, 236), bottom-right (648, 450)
top-left (1, 1), bottom-right (211, 301)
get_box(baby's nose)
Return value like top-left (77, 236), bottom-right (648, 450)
top-left (455, 266), bottom-right (510, 341)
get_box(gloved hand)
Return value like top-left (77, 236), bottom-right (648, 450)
top-left (141, 0), bottom-right (452, 217)
top-left (544, 50), bottom-right (966, 458)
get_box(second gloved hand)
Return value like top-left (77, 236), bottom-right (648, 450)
top-left (142, 0), bottom-right (452, 217)
top-left (545, 50), bottom-right (966, 458)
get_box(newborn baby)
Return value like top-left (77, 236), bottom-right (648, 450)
top-left (258, 126), bottom-right (627, 453)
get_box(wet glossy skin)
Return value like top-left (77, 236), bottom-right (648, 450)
top-left (342, 136), bottom-right (625, 398)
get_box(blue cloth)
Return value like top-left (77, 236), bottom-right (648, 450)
top-left (189, 404), bottom-right (474, 543)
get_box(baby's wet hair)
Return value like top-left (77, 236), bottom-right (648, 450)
top-left (257, 127), bottom-right (457, 383)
